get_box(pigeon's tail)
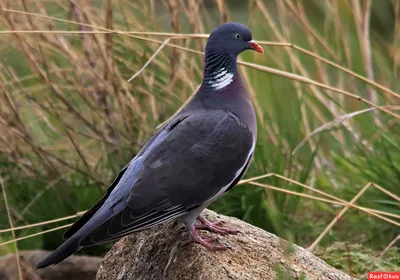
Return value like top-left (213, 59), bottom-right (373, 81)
top-left (36, 206), bottom-right (114, 270)
top-left (36, 235), bottom-right (81, 269)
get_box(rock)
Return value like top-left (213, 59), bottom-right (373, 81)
top-left (0, 250), bottom-right (101, 280)
top-left (96, 209), bottom-right (353, 280)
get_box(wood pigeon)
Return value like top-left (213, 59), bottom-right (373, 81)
top-left (37, 22), bottom-right (263, 269)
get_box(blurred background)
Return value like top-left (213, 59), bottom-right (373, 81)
top-left (0, 0), bottom-right (399, 278)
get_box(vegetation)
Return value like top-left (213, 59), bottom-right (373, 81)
top-left (0, 0), bottom-right (399, 278)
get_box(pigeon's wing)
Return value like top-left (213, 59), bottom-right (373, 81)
top-left (79, 109), bottom-right (254, 246)
top-left (62, 125), bottom-right (170, 240)
top-left (62, 167), bottom-right (127, 239)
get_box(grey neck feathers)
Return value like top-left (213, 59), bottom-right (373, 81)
top-left (202, 50), bottom-right (237, 91)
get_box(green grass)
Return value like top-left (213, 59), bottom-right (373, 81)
top-left (0, 0), bottom-right (399, 276)
top-left (317, 243), bottom-right (400, 277)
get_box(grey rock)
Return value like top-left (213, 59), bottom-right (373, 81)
top-left (96, 209), bottom-right (354, 280)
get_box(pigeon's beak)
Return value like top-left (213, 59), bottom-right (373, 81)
top-left (248, 40), bottom-right (264, 53)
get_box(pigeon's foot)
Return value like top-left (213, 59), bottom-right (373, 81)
top-left (189, 227), bottom-right (228, 250)
top-left (195, 215), bottom-right (240, 235)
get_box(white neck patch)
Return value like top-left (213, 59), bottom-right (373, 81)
top-left (208, 68), bottom-right (234, 90)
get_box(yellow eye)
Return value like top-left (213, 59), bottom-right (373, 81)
top-left (234, 33), bottom-right (242, 40)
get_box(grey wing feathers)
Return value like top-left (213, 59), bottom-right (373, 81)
top-left (62, 121), bottom-right (171, 240)
top-left (78, 109), bottom-right (253, 246)
top-left (62, 166), bottom-right (128, 239)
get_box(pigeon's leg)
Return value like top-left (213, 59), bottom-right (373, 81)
top-left (195, 215), bottom-right (240, 235)
top-left (189, 227), bottom-right (228, 250)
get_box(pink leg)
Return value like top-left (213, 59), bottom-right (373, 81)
top-left (189, 227), bottom-right (228, 250)
top-left (195, 215), bottom-right (240, 235)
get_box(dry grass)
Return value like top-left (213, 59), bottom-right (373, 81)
top-left (1, 178), bottom-right (22, 280)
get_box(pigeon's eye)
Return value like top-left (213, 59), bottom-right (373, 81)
top-left (234, 33), bottom-right (242, 40)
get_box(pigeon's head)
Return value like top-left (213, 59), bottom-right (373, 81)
top-left (205, 22), bottom-right (264, 57)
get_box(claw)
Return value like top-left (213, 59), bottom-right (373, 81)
top-left (195, 216), bottom-right (240, 235)
top-left (189, 227), bottom-right (228, 250)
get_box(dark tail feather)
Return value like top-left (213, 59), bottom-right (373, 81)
top-left (36, 236), bottom-right (81, 269)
